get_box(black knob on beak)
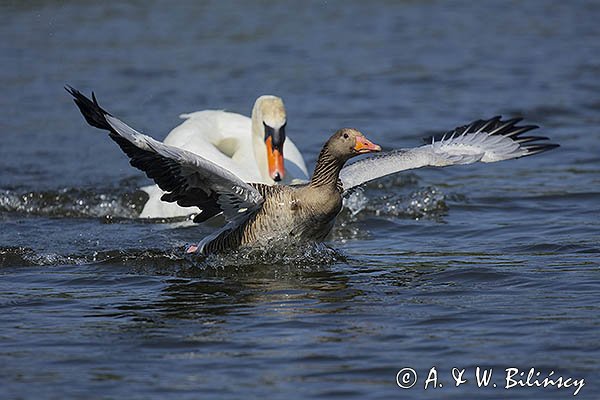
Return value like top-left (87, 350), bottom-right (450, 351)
top-left (273, 172), bottom-right (282, 182)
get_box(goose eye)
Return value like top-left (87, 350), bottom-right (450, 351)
top-left (343, 133), bottom-right (349, 139)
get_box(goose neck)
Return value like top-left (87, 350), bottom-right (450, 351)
top-left (309, 146), bottom-right (344, 189)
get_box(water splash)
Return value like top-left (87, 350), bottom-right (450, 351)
top-left (0, 187), bottom-right (148, 219)
top-left (0, 246), bottom-right (184, 268)
top-left (343, 188), bottom-right (369, 216)
top-left (1, 242), bottom-right (346, 273)
top-left (340, 172), bottom-right (450, 220)
top-left (382, 186), bottom-right (449, 219)
top-left (0, 246), bottom-right (86, 267)
top-left (1, 171), bottom-right (452, 224)
top-left (193, 242), bottom-right (347, 270)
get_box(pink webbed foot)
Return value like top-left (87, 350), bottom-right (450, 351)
top-left (186, 244), bottom-right (199, 254)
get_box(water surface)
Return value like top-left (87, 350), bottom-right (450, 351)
top-left (1, 1), bottom-right (599, 398)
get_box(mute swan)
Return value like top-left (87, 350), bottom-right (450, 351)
top-left (139, 95), bottom-right (309, 219)
top-left (68, 87), bottom-right (559, 255)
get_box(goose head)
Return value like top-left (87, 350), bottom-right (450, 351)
top-left (327, 128), bottom-right (381, 162)
top-left (251, 95), bottom-right (287, 183)
top-left (310, 128), bottom-right (381, 188)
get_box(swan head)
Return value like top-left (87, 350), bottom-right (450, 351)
top-left (252, 95), bottom-right (287, 182)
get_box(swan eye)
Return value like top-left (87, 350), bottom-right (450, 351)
top-left (263, 121), bottom-right (285, 148)
top-left (343, 133), bottom-right (349, 139)
top-left (263, 122), bottom-right (275, 142)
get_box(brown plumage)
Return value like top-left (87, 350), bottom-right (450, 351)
top-left (198, 128), bottom-right (381, 254)
top-left (67, 87), bottom-right (558, 256)
top-left (66, 86), bottom-right (380, 254)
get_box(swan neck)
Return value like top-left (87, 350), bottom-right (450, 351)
top-left (251, 104), bottom-right (269, 182)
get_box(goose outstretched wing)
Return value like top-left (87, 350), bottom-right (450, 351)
top-left (339, 116), bottom-right (558, 192)
top-left (66, 87), bottom-right (264, 223)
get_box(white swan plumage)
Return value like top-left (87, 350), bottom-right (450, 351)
top-left (139, 95), bottom-right (309, 219)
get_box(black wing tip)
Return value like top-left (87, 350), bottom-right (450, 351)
top-left (193, 211), bottom-right (213, 223)
top-left (515, 135), bottom-right (549, 144)
top-left (502, 116), bottom-right (523, 124)
top-left (425, 115), bottom-right (542, 140)
top-left (65, 84), bottom-right (83, 105)
top-left (489, 116), bottom-right (559, 155)
top-left (423, 115), bottom-right (559, 152)
top-left (65, 84), bottom-right (112, 131)
top-left (65, 85), bottom-right (96, 107)
top-left (527, 143), bottom-right (560, 150)
top-left (521, 143), bottom-right (560, 157)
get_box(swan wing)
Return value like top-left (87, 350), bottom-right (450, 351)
top-left (340, 116), bottom-right (558, 192)
top-left (66, 87), bottom-right (264, 223)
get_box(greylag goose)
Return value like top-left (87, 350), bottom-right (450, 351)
top-left (67, 87), bottom-right (558, 255)
top-left (140, 95), bottom-right (309, 219)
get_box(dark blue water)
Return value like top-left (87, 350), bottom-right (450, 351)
top-left (1, 1), bottom-right (599, 399)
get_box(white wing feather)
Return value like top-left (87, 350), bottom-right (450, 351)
top-left (340, 117), bottom-right (555, 192)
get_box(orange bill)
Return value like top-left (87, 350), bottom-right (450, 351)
top-left (354, 135), bottom-right (382, 153)
top-left (265, 136), bottom-right (285, 181)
